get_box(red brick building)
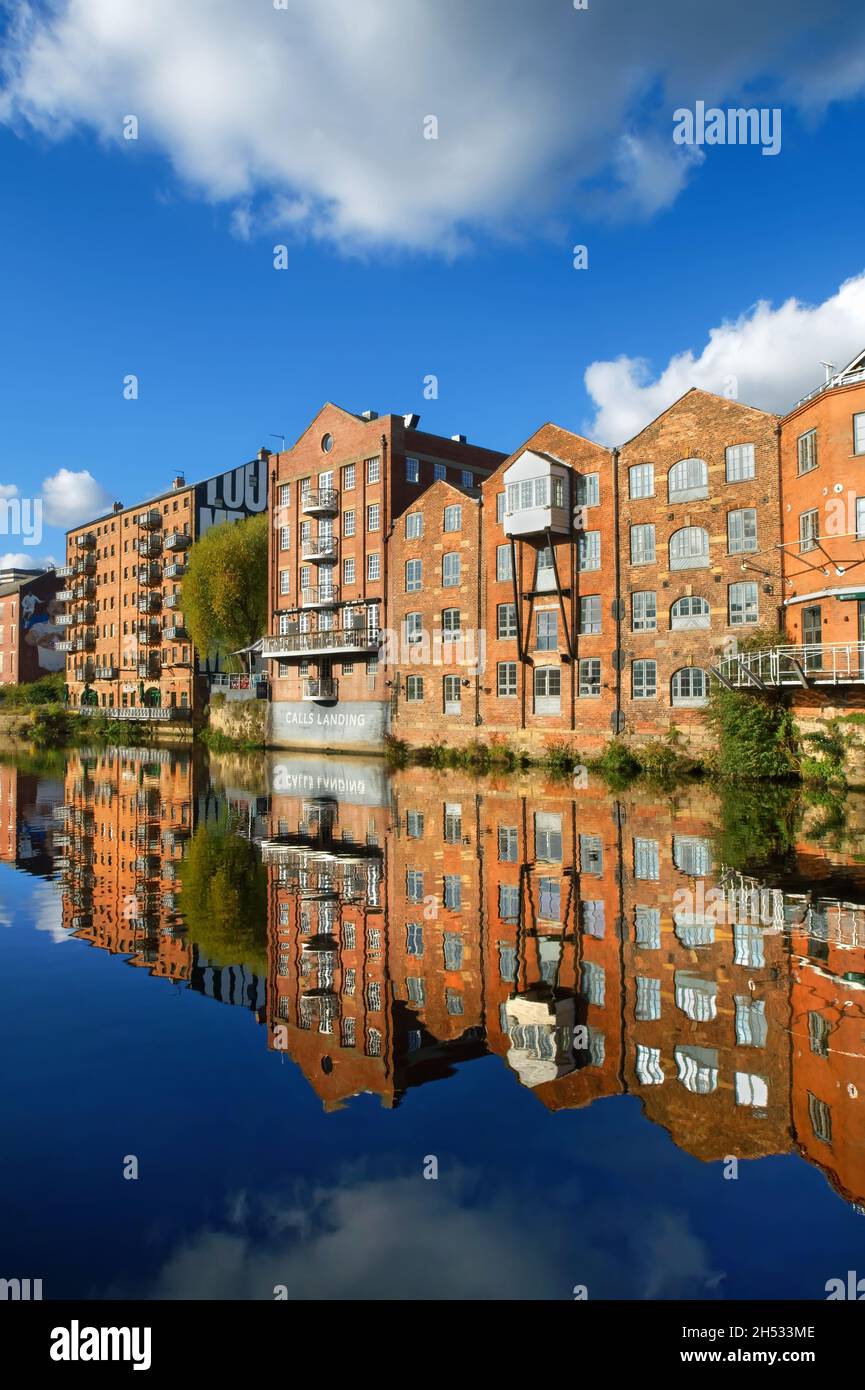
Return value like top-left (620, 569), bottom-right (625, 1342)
top-left (0, 566), bottom-right (64, 685)
top-left (261, 404), bottom-right (505, 751)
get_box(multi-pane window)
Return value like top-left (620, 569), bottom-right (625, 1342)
top-left (406, 675), bottom-right (424, 701)
top-left (406, 811), bottom-right (424, 838)
top-left (496, 544), bottom-right (513, 580)
top-left (366, 456), bottom-right (381, 483)
top-left (856, 497), bottom-right (865, 539)
top-left (444, 876), bottom-right (462, 911)
top-left (578, 531), bottom-right (601, 570)
top-left (797, 429), bottom-right (818, 475)
top-left (405, 511), bottom-right (422, 539)
top-left (668, 457), bottom-right (708, 501)
top-left (498, 826), bottom-right (518, 861)
top-left (406, 922), bottom-right (424, 955)
top-left (635, 906), bottom-right (661, 948)
top-left (579, 658), bottom-right (601, 697)
top-left (725, 443), bottom-right (755, 481)
top-left (670, 594), bottom-right (710, 629)
top-left (497, 603), bottom-right (517, 638)
top-left (343, 557), bottom-right (355, 585)
top-left (539, 877), bottom-right (561, 919)
top-left (443, 504), bottom-right (462, 531)
top-left (406, 869), bottom-right (424, 901)
top-left (576, 473), bottom-right (599, 507)
top-left (444, 931), bottom-right (463, 968)
top-left (279, 569), bottom-right (290, 594)
top-left (343, 509), bottom-right (356, 536)
top-left (582, 961), bottom-right (605, 1008)
top-left (499, 943), bottom-right (517, 980)
top-left (629, 463), bottom-right (654, 499)
top-left (536, 610), bottom-right (558, 650)
top-left (673, 835), bottom-right (712, 876)
top-left (727, 508), bottom-right (757, 553)
top-left (434, 463), bottom-right (446, 482)
top-left (499, 887), bottom-right (520, 925)
top-left (342, 463), bottom-right (355, 490)
top-left (630, 524), bottom-right (655, 564)
top-left (278, 483), bottom-right (290, 509)
top-left (442, 607), bottom-right (461, 637)
top-left (632, 659), bottom-right (657, 699)
top-left (855, 413), bottom-right (865, 456)
top-left (461, 470), bottom-right (473, 488)
top-left (808, 1092), bottom-right (832, 1144)
top-left (579, 833), bottom-right (603, 875)
top-left (506, 475), bottom-right (564, 512)
top-left (406, 456), bottom-right (419, 483)
top-left (535, 811), bottom-right (562, 862)
top-left (496, 492), bottom-right (506, 522)
top-left (632, 591), bottom-right (656, 631)
top-left (634, 837), bottom-right (660, 880)
top-left (497, 661), bottom-right (517, 697)
top-left (636, 977), bottom-right (662, 1022)
top-left (367, 503), bottom-right (380, 531)
top-left (367, 553), bottom-right (381, 581)
top-left (669, 526), bottom-right (709, 569)
top-left (729, 580), bottom-right (758, 626)
top-left (442, 552), bottom-right (461, 586)
top-left (799, 508), bottom-right (819, 552)
top-left (404, 611), bottom-right (422, 644)
top-left (671, 667), bottom-right (709, 706)
top-left (406, 559), bottom-right (422, 592)
top-left (534, 665), bottom-right (561, 710)
top-left (279, 526), bottom-right (290, 551)
top-left (443, 675), bottom-right (461, 714)
top-left (579, 595), bottom-right (601, 635)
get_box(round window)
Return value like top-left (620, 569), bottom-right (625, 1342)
top-left (321, 433), bottom-right (334, 453)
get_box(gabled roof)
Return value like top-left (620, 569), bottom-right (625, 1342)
top-left (619, 387), bottom-right (777, 449)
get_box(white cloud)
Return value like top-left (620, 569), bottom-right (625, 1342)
top-left (0, 552), bottom-right (35, 568)
top-left (584, 272), bottom-right (865, 444)
top-left (1, 0), bottom-right (863, 253)
top-left (0, 484), bottom-right (19, 499)
top-left (31, 880), bottom-right (69, 943)
top-left (40, 467), bottom-right (112, 527)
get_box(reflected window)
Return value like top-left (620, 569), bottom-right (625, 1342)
top-left (673, 835), bottom-right (712, 875)
top-left (733, 923), bottom-right (765, 969)
top-left (582, 900), bottom-right (605, 938)
top-left (636, 976), bottom-right (661, 1022)
top-left (635, 906), bottom-right (660, 948)
top-left (634, 837), bottom-right (659, 880)
top-left (579, 833), bottom-right (603, 875)
top-left (635, 1044), bottom-right (664, 1085)
top-left (675, 972), bottom-right (717, 1022)
top-left (406, 922), bottom-right (424, 956)
top-left (735, 997), bottom-right (768, 1048)
top-left (808, 1091), bottom-right (832, 1143)
top-left (535, 811), bottom-right (563, 862)
top-left (499, 884), bottom-right (520, 923)
top-left (808, 1010), bottom-right (830, 1058)
top-left (498, 826), bottom-right (518, 861)
top-left (499, 943), bottom-right (517, 982)
top-left (675, 1045), bottom-right (718, 1094)
top-left (582, 960), bottom-right (605, 1007)
top-left (736, 1072), bottom-right (768, 1108)
top-left (539, 876), bottom-right (561, 920)
top-left (443, 932), bottom-right (463, 970)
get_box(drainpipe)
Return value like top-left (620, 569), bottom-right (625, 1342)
top-left (612, 447), bottom-right (623, 735)
top-left (775, 422), bottom-right (785, 637)
top-left (475, 494), bottom-right (483, 726)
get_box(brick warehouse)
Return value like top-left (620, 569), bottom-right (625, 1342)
top-left (62, 454), bottom-right (269, 717)
top-left (0, 565), bottom-right (64, 685)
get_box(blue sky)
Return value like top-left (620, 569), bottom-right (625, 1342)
top-left (1, 0), bottom-right (864, 566)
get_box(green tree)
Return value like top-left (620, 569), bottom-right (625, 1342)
top-left (182, 513), bottom-right (268, 671)
top-left (178, 818), bottom-right (268, 974)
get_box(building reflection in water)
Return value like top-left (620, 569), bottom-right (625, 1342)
top-left (33, 747), bottom-right (865, 1212)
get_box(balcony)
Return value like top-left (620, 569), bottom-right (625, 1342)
top-left (140, 510), bottom-right (162, 530)
top-left (301, 536), bottom-right (338, 563)
top-left (74, 634), bottom-right (96, 653)
top-left (138, 594), bottom-right (161, 614)
top-left (137, 623), bottom-right (162, 645)
top-left (302, 677), bottom-right (339, 702)
top-left (74, 579), bottom-right (96, 600)
top-left (136, 536), bottom-right (162, 558)
top-left (301, 488), bottom-right (340, 517)
top-left (134, 854), bottom-right (161, 876)
top-left (81, 604), bottom-right (96, 624)
top-left (141, 564), bottom-right (162, 585)
top-left (57, 614), bottom-right (75, 627)
top-left (76, 532), bottom-right (96, 550)
top-left (74, 556), bottom-right (96, 576)
top-left (163, 561), bottom-right (186, 579)
top-left (75, 705), bottom-right (190, 721)
top-left (261, 627), bottom-right (379, 660)
top-left (163, 624), bottom-right (187, 641)
top-left (301, 584), bottom-right (339, 610)
top-left (56, 565), bottom-right (74, 579)
top-left (74, 664), bottom-right (96, 683)
top-left (57, 588), bottom-right (75, 603)
top-left (94, 665), bottom-right (119, 681)
top-left (164, 532), bottom-right (191, 552)
top-left (137, 659), bottom-right (161, 678)
top-left (715, 642), bottom-right (865, 690)
top-left (54, 639), bottom-right (74, 654)
top-left (163, 592), bottom-right (180, 609)
top-left (163, 828), bottom-right (190, 850)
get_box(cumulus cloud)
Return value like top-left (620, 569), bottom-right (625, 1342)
top-left (110, 1170), bottom-right (721, 1301)
top-left (1, 0), bottom-right (863, 253)
top-left (31, 880), bottom-right (69, 943)
top-left (584, 272), bottom-right (865, 444)
top-left (0, 484), bottom-right (19, 499)
top-left (40, 467), bottom-right (112, 527)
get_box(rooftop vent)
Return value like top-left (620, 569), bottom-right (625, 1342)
top-left (403, 413), bottom-right (420, 430)
top-left (451, 433), bottom-right (467, 444)
top-left (361, 410), bottom-right (378, 421)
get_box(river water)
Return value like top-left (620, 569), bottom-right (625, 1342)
top-left (2, 744), bottom-right (865, 1300)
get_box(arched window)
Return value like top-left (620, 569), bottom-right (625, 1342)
top-left (669, 526), bottom-right (709, 570)
top-left (670, 595), bottom-right (710, 630)
top-left (671, 667), bottom-right (709, 707)
top-left (668, 458), bottom-right (708, 502)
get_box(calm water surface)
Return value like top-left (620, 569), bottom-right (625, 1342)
top-left (2, 744), bottom-right (865, 1300)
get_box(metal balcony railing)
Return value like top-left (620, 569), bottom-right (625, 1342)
top-left (138, 594), bottom-right (161, 613)
top-left (94, 665), bottom-right (119, 680)
top-left (163, 561), bottom-right (185, 579)
top-left (303, 677), bottom-right (339, 701)
top-left (136, 536), bottom-right (162, 557)
top-left (164, 532), bottom-right (191, 551)
top-left (163, 625), bottom-right (187, 641)
top-left (163, 592), bottom-right (180, 608)
top-left (76, 532), bottom-right (96, 549)
top-left (74, 556), bottom-right (96, 576)
top-left (301, 488), bottom-right (340, 516)
top-left (75, 706), bottom-right (190, 721)
top-left (301, 584), bottom-right (339, 608)
top-left (56, 565), bottom-right (74, 579)
top-left (139, 510), bottom-right (162, 530)
top-left (261, 627), bottom-right (378, 659)
top-left (715, 642), bottom-right (865, 689)
top-left (301, 536), bottom-right (338, 562)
